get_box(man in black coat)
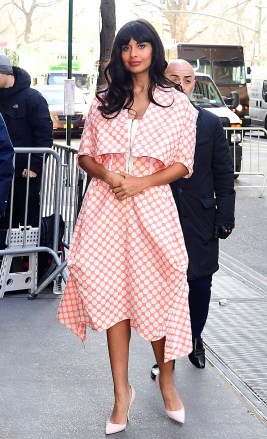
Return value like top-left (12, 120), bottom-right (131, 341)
top-left (0, 113), bottom-right (14, 218)
top-left (0, 54), bottom-right (53, 228)
top-left (151, 60), bottom-right (235, 376)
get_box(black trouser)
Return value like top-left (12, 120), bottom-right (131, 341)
top-left (0, 175), bottom-right (41, 228)
top-left (188, 275), bottom-right (212, 340)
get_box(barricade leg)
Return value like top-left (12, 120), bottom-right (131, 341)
top-left (0, 252), bottom-right (38, 298)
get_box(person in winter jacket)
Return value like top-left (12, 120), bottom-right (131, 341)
top-left (0, 113), bottom-right (14, 218)
top-left (0, 54), bottom-right (53, 228)
top-left (151, 60), bottom-right (235, 376)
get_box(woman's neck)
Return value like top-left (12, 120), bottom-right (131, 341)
top-left (128, 73), bottom-right (151, 120)
top-left (132, 73), bottom-right (150, 96)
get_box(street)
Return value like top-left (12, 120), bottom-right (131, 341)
top-left (1, 136), bottom-right (267, 439)
top-left (221, 134), bottom-right (267, 277)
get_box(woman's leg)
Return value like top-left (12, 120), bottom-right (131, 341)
top-left (151, 337), bottom-right (183, 411)
top-left (106, 319), bottom-right (132, 424)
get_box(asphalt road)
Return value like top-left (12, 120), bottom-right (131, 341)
top-left (1, 135), bottom-right (266, 439)
top-left (220, 186), bottom-right (267, 277)
top-left (220, 135), bottom-right (267, 278)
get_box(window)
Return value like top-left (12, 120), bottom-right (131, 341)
top-left (213, 60), bottom-right (246, 85)
top-left (192, 76), bottom-right (223, 107)
top-left (188, 58), bottom-right (211, 75)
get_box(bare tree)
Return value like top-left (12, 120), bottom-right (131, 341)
top-left (133, 0), bottom-right (213, 42)
top-left (97, 0), bottom-right (116, 89)
top-left (131, 0), bottom-right (267, 63)
top-left (0, 0), bottom-right (63, 43)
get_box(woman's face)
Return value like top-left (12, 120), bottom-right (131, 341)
top-left (121, 38), bottom-right (153, 75)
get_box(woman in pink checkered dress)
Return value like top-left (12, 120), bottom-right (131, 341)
top-left (58, 19), bottom-right (197, 434)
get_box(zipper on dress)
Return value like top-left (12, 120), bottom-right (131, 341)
top-left (126, 119), bottom-right (134, 174)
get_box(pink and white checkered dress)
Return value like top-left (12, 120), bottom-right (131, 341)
top-left (58, 87), bottom-right (197, 362)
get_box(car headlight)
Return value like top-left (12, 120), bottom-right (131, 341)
top-left (236, 104), bottom-right (243, 112)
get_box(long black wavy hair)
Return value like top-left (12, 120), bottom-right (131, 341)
top-left (96, 19), bottom-right (177, 118)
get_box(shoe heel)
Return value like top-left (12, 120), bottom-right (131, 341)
top-left (127, 385), bottom-right (136, 421)
top-left (105, 385), bottom-right (135, 435)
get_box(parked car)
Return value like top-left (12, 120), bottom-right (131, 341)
top-left (33, 85), bottom-right (89, 136)
top-left (248, 67), bottom-right (267, 137)
top-left (193, 73), bottom-right (243, 174)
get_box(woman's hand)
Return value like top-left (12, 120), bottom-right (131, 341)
top-left (112, 172), bottom-right (146, 200)
top-left (106, 171), bottom-right (125, 189)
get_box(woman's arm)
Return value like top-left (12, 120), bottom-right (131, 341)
top-left (112, 162), bottom-right (188, 200)
top-left (79, 155), bottom-right (124, 188)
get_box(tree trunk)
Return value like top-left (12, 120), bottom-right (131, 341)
top-left (97, 0), bottom-right (116, 89)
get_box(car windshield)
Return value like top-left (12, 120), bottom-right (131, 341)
top-left (41, 88), bottom-right (86, 105)
top-left (192, 77), bottom-right (224, 107)
top-left (46, 73), bottom-right (91, 91)
top-left (189, 58), bottom-right (212, 76)
top-left (212, 60), bottom-right (246, 85)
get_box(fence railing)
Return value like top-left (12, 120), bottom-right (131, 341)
top-left (0, 145), bottom-right (86, 299)
top-left (224, 127), bottom-right (267, 197)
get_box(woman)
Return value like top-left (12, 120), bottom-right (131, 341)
top-left (58, 19), bottom-right (197, 434)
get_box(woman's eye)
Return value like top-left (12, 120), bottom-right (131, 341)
top-left (138, 43), bottom-right (146, 49)
top-left (122, 46), bottom-right (129, 52)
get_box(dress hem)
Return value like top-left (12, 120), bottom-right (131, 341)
top-left (57, 314), bottom-right (192, 363)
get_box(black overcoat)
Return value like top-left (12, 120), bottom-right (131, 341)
top-left (0, 67), bottom-right (53, 176)
top-left (170, 106), bottom-right (235, 281)
top-left (0, 67), bottom-right (53, 228)
top-left (0, 114), bottom-right (14, 217)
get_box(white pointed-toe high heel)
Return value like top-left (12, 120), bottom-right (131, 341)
top-left (105, 385), bottom-right (136, 435)
top-left (155, 373), bottom-right (185, 424)
top-left (165, 407), bottom-right (185, 424)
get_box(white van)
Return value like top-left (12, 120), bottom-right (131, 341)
top-left (193, 73), bottom-right (242, 172)
top-left (249, 68), bottom-right (267, 136)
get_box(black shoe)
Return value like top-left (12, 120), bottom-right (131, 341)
top-left (188, 337), bottom-right (205, 369)
top-left (150, 361), bottom-right (176, 380)
top-left (150, 363), bottom-right (160, 380)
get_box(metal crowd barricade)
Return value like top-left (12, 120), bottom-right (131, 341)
top-left (224, 127), bottom-right (267, 197)
top-left (30, 142), bottom-right (86, 299)
top-left (0, 147), bottom-right (74, 299)
top-left (51, 142), bottom-right (86, 246)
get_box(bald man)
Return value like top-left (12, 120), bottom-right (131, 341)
top-left (151, 60), bottom-right (235, 372)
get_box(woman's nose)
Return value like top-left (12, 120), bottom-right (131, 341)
top-left (130, 47), bottom-right (137, 57)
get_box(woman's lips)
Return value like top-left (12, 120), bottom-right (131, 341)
top-left (129, 61), bottom-right (141, 66)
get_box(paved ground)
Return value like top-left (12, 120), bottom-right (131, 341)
top-left (204, 259), bottom-right (267, 421)
top-left (0, 263), bottom-right (267, 439)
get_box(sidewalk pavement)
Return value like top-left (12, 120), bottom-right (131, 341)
top-left (0, 270), bottom-right (267, 439)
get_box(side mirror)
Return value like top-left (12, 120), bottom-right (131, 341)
top-left (231, 91), bottom-right (240, 108)
top-left (224, 91), bottom-right (240, 109)
top-left (264, 92), bottom-right (267, 103)
top-left (247, 66), bottom-right (251, 74)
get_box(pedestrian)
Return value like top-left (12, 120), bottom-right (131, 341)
top-left (58, 19), bottom-right (197, 434)
top-left (151, 59), bottom-right (235, 379)
top-left (0, 113), bottom-right (14, 218)
top-left (0, 54), bottom-right (53, 229)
